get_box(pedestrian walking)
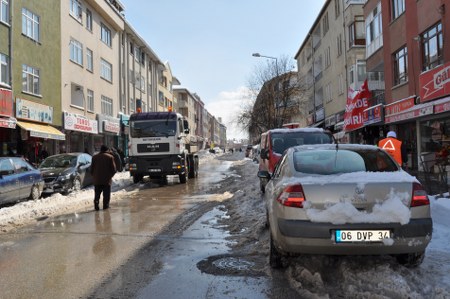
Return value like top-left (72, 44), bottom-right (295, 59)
top-left (90, 145), bottom-right (117, 211)
top-left (110, 147), bottom-right (123, 172)
top-left (378, 131), bottom-right (408, 168)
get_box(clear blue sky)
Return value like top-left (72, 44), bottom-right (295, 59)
top-left (120, 0), bottom-right (325, 139)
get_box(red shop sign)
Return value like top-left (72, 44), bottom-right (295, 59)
top-left (420, 62), bottom-right (450, 102)
top-left (384, 96), bottom-right (415, 116)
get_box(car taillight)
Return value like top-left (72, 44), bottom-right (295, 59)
top-left (411, 182), bottom-right (429, 207)
top-left (276, 184), bottom-right (306, 208)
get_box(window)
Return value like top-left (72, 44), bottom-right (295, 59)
top-left (366, 6), bottom-right (382, 46)
top-left (22, 8), bottom-right (40, 42)
top-left (69, 39), bottom-right (83, 65)
top-left (393, 46), bottom-right (408, 86)
top-left (1, 53), bottom-right (9, 86)
top-left (134, 47), bottom-right (140, 61)
top-left (101, 23), bottom-right (111, 47)
top-left (421, 23), bottom-right (443, 71)
top-left (322, 12), bottom-right (329, 37)
top-left (1, 0), bottom-right (9, 24)
top-left (86, 48), bottom-right (93, 72)
top-left (392, 0), bottom-right (405, 20)
top-left (100, 58), bottom-right (112, 82)
top-left (338, 73), bottom-right (344, 95)
top-left (69, 0), bottom-right (82, 22)
top-left (337, 34), bottom-right (342, 57)
top-left (348, 16), bottom-right (365, 47)
top-left (334, 0), bottom-right (340, 18)
top-left (159, 91), bottom-right (164, 106)
top-left (22, 64), bottom-right (40, 95)
top-left (101, 95), bottom-right (113, 116)
top-left (86, 9), bottom-right (92, 31)
top-left (324, 47), bottom-right (331, 68)
top-left (130, 98), bottom-right (135, 112)
top-left (87, 89), bottom-right (94, 111)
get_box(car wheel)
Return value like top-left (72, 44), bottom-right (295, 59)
top-left (72, 177), bottom-right (81, 192)
top-left (395, 251), bottom-right (425, 267)
top-left (269, 235), bottom-right (283, 269)
top-left (133, 174), bottom-right (143, 184)
top-left (29, 185), bottom-right (40, 200)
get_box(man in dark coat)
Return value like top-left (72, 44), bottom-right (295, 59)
top-left (90, 145), bottom-right (116, 210)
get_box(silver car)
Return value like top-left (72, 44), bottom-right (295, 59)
top-left (260, 144), bottom-right (432, 268)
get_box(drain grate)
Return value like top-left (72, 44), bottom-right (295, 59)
top-left (213, 256), bottom-right (255, 271)
top-left (197, 254), bottom-right (265, 277)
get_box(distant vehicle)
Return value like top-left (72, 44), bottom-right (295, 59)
top-left (260, 144), bottom-right (432, 268)
top-left (39, 153), bottom-right (93, 195)
top-left (258, 128), bottom-right (333, 192)
top-left (128, 111), bottom-right (199, 184)
top-left (0, 157), bottom-right (44, 204)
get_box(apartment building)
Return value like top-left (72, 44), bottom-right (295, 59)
top-left (0, 0), bottom-right (65, 161)
top-left (364, 0), bottom-right (450, 171)
top-left (173, 86), bottom-right (197, 138)
top-left (295, 0), bottom-right (366, 140)
top-left (61, 0), bottom-right (124, 154)
top-left (119, 20), bottom-right (164, 154)
top-left (157, 62), bottom-right (179, 112)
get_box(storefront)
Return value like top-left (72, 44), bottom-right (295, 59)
top-left (0, 89), bottom-right (17, 155)
top-left (63, 112), bottom-right (98, 154)
top-left (97, 114), bottom-right (120, 151)
top-left (15, 98), bottom-right (65, 163)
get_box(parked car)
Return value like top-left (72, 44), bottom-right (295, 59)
top-left (39, 153), bottom-right (93, 195)
top-left (0, 157), bottom-right (43, 204)
top-left (259, 144), bottom-right (432, 268)
top-left (258, 128), bottom-right (333, 193)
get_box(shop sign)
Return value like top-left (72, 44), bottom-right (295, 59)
top-left (420, 61), bottom-right (450, 102)
top-left (0, 89), bottom-right (13, 117)
top-left (335, 111), bottom-right (345, 123)
top-left (16, 98), bottom-right (53, 124)
top-left (104, 120), bottom-right (120, 134)
top-left (363, 104), bottom-right (383, 125)
top-left (385, 103), bottom-right (433, 124)
top-left (0, 117), bottom-right (16, 129)
top-left (434, 97), bottom-right (450, 114)
top-left (315, 108), bottom-right (324, 121)
top-left (384, 96), bottom-right (415, 116)
top-left (64, 112), bottom-right (98, 134)
top-left (324, 115), bottom-right (336, 127)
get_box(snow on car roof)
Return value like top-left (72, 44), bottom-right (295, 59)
top-left (269, 127), bottom-right (327, 134)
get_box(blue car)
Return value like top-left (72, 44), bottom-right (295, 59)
top-left (0, 157), bottom-right (44, 205)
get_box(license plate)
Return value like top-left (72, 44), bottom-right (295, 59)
top-left (149, 168), bottom-right (161, 172)
top-left (335, 230), bottom-right (391, 243)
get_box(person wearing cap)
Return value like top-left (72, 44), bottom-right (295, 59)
top-left (90, 145), bottom-right (117, 210)
top-left (378, 131), bottom-right (408, 167)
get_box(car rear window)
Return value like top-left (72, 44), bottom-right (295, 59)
top-left (271, 132), bottom-right (332, 154)
top-left (293, 149), bottom-right (398, 175)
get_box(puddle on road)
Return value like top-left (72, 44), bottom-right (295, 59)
top-left (137, 206), bottom-right (270, 299)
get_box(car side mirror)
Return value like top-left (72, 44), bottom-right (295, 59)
top-left (260, 149), bottom-right (269, 160)
top-left (257, 170), bottom-right (271, 180)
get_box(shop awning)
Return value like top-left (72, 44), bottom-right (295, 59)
top-left (17, 121), bottom-right (66, 140)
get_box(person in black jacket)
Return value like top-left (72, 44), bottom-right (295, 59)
top-left (109, 147), bottom-right (123, 172)
top-left (91, 145), bottom-right (117, 210)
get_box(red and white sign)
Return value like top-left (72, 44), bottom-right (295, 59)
top-left (0, 117), bottom-right (16, 129)
top-left (104, 120), bottom-right (120, 134)
top-left (64, 112), bottom-right (98, 134)
top-left (434, 97), bottom-right (450, 114)
top-left (420, 62), bottom-right (450, 102)
top-left (0, 88), bottom-right (13, 117)
top-left (343, 80), bottom-right (371, 132)
top-left (384, 96), bottom-right (415, 117)
top-left (385, 102), bottom-right (433, 124)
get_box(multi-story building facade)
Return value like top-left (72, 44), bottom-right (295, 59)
top-left (158, 62), bottom-right (179, 112)
top-left (61, 0), bottom-right (124, 154)
top-left (119, 20), bottom-right (164, 154)
top-left (295, 0), bottom-right (366, 141)
top-left (1, 0), bottom-right (65, 162)
top-left (364, 0), bottom-right (450, 171)
top-left (173, 86), bottom-right (196, 135)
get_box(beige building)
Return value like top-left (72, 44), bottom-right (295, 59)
top-left (295, 0), bottom-right (366, 135)
top-left (173, 86), bottom-right (197, 135)
top-left (60, 0), bottom-right (124, 153)
top-left (158, 62), bottom-right (179, 112)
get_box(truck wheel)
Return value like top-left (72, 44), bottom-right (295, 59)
top-left (133, 174), bottom-right (143, 184)
top-left (188, 155), bottom-right (196, 178)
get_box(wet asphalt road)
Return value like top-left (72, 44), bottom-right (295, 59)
top-left (0, 155), bottom-right (287, 299)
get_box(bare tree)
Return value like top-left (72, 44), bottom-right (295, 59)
top-left (237, 55), bottom-right (309, 142)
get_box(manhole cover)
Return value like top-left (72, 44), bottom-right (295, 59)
top-left (197, 254), bottom-right (266, 277)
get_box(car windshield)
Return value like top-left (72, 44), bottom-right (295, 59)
top-left (130, 120), bottom-right (177, 138)
top-left (293, 149), bottom-right (398, 175)
top-left (40, 155), bottom-right (77, 168)
top-left (272, 131), bottom-right (332, 154)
